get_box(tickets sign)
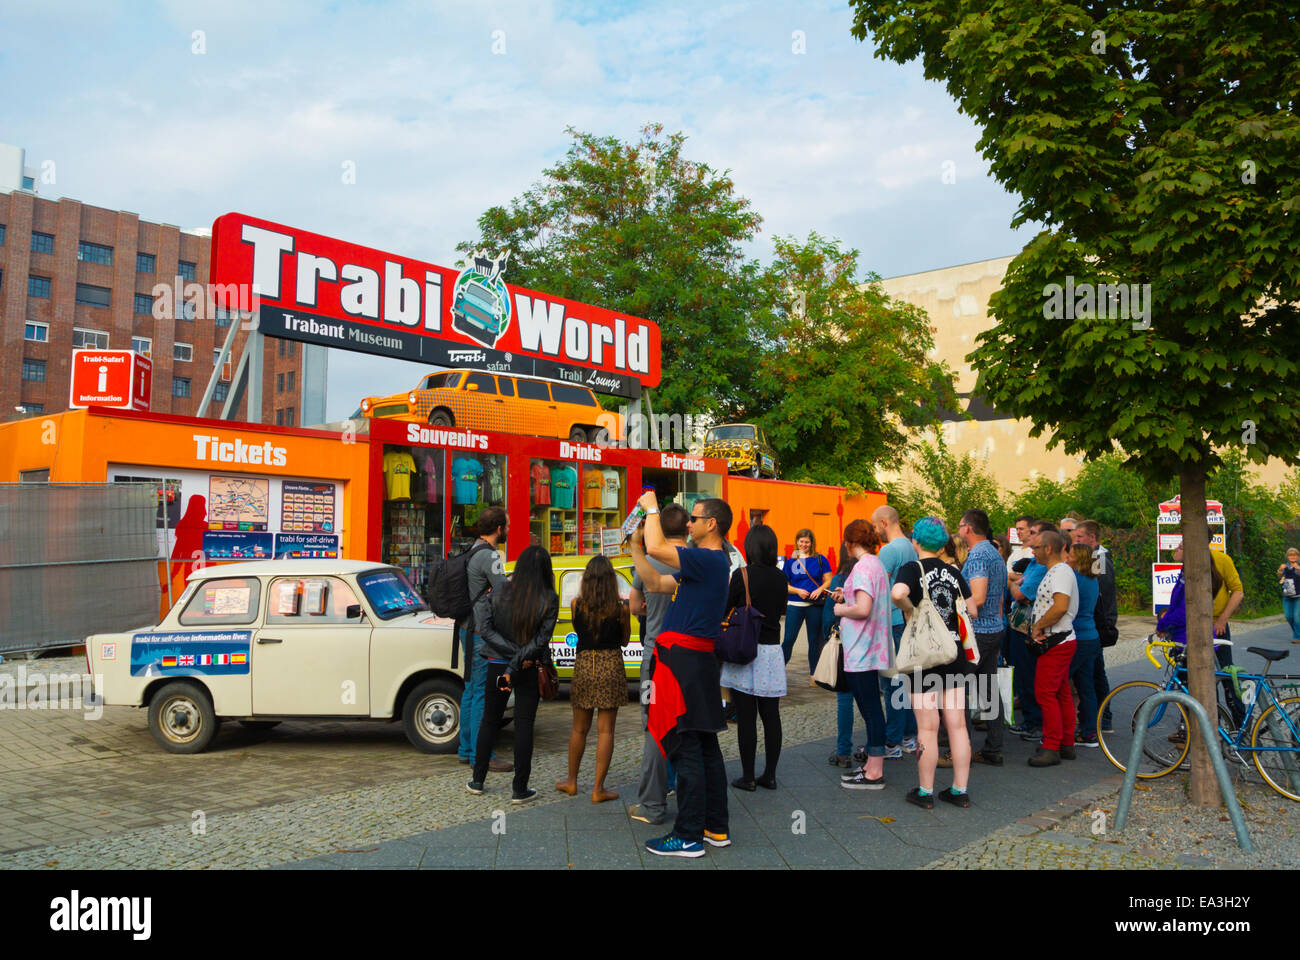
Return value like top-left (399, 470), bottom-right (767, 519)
top-left (209, 212), bottom-right (660, 398)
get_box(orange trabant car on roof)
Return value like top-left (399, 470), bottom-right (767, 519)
top-left (359, 369), bottom-right (621, 444)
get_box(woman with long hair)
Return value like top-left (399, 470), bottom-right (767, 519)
top-left (825, 542), bottom-right (863, 767)
top-left (781, 527), bottom-right (833, 685)
top-left (556, 555), bottom-right (631, 802)
top-left (891, 516), bottom-right (978, 809)
top-left (719, 525), bottom-right (790, 790)
top-left (468, 545), bottom-right (558, 803)
top-left (833, 520), bottom-right (894, 790)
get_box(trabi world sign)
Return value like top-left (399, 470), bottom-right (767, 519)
top-left (209, 212), bottom-right (660, 398)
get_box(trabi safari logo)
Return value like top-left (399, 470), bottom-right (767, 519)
top-left (451, 249), bottom-right (512, 348)
top-left (564, 632), bottom-right (578, 647)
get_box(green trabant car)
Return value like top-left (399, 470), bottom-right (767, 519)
top-left (702, 423), bottom-right (779, 478)
top-left (505, 554), bottom-right (642, 681)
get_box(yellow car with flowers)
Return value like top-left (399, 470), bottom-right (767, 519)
top-left (702, 423), bottom-right (779, 478)
top-left (359, 369), bottom-right (621, 444)
top-left (505, 554), bottom-right (642, 681)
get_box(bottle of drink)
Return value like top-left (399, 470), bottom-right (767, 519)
top-left (621, 485), bottom-right (656, 542)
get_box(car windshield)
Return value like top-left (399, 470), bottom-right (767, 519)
top-left (357, 568), bottom-right (428, 620)
top-left (707, 426), bottom-right (755, 441)
top-left (421, 372), bottom-right (459, 390)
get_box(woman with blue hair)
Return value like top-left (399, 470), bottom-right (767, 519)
top-left (891, 516), bottom-right (978, 810)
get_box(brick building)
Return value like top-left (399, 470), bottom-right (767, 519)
top-left (0, 187), bottom-right (305, 423)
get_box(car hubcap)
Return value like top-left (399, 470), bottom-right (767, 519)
top-left (418, 695), bottom-right (458, 743)
top-left (162, 696), bottom-right (201, 743)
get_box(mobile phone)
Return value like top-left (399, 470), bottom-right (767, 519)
top-left (497, 674), bottom-right (512, 691)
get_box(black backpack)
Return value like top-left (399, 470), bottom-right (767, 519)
top-left (428, 541), bottom-right (494, 620)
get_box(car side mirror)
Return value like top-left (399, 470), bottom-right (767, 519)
top-left (346, 604), bottom-right (362, 620)
top-left (466, 383), bottom-right (478, 391)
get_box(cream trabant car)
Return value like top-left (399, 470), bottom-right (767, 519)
top-left (87, 560), bottom-right (465, 755)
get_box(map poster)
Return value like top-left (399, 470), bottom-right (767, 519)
top-left (274, 533), bottom-right (340, 559)
top-left (208, 475), bottom-right (269, 531)
top-left (201, 530), bottom-right (274, 560)
top-left (281, 480), bottom-right (336, 533)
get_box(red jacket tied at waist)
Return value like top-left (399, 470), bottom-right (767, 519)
top-left (648, 630), bottom-right (716, 756)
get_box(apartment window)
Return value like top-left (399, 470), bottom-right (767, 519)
top-left (276, 409), bottom-right (284, 426)
top-left (28, 275), bottom-right (52, 299)
top-left (178, 261), bottom-right (197, 283)
top-left (18, 403), bottom-right (44, 414)
top-left (72, 328), bottom-right (110, 349)
top-left (31, 232), bottom-right (54, 254)
top-left (277, 339), bottom-right (285, 357)
top-left (25, 321), bottom-right (49, 342)
top-left (132, 336), bottom-right (152, 357)
top-left (287, 370), bottom-right (295, 392)
top-left (285, 407), bottom-right (295, 426)
top-left (22, 359), bottom-right (46, 382)
top-left (288, 340), bottom-right (297, 357)
top-left (134, 293), bottom-right (155, 315)
top-left (213, 349), bottom-right (232, 381)
top-left (22, 176), bottom-right (35, 191)
top-left (177, 298), bottom-right (197, 321)
top-left (174, 342), bottom-right (193, 362)
top-left (0, 223), bottom-right (6, 244)
top-left (213, 383), bottom-right (229, 402)
top-left (214, 306), bottom-right (233, 328)
top-left (75, 283), bottom-right (111, 307)
top-left (78, 241), bottom-right (114, 266)
top-left (276, 372), bottom-right (284, 393)
top-left (136, 252), bottom-right (155, 274)
top-left (173, 377), bottom-right (191, 398)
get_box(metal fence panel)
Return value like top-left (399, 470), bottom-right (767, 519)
top-left (0, 483), bottom-right (160, 655)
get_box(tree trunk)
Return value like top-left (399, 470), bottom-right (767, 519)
top-left (1180, 468), bottom-right (1222, 808)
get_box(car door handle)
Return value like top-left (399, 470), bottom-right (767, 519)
top-left (257, 637), bottom-right (283, 644)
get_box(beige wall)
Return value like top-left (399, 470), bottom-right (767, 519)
top-left (875, 257), bottom-right (1293, 493)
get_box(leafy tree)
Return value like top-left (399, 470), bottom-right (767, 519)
top-left (886, 431), bottom-right (1002, 530)
top-left (457, 123), bottom-right (770, 417)
top-left (851, 0), bottom-right (1300, 805)
top-left (750, 235), bottom-right (957, 487)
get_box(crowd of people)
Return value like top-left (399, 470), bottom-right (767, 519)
top-left (448, 492), bottom-right (1268, 859)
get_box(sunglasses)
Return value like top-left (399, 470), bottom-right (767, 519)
top-left (688, 514), bottom-right (709, 524)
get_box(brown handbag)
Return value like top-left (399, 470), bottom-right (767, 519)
top-left (538, 656), bottom-right (559, 700)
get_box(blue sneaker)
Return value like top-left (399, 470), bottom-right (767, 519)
top-left (645, 833), bottom-right (705, 858)
top-left (882, 744), bottom-right (903, 759)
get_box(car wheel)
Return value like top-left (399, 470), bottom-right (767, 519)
top-left (147, 681), bottom-right (218, 754)
top-left (402, 677), bottom-right (463, 753)
top-left (429, 410), bottom-right (453, 427)
top-left (587, 426), bottom-right (611, 446)
top-left (569, 426), bottom-right (588, 442)
top-left (238, 720), bottom-right (281, 730)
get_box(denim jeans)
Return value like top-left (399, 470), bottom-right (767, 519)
top-left (836, 691), bottom-right (856, 757)
top-left (880, 622), bottom-right (916, 745)
top-left (846, 669), bottom-right (887, 756)
top-left (1069, 636), bottom-right (1101, 738)
top-left (1285, 596), bottom-right (1300, 642)
top-left (1093, 648), bottom-right (1112, 728)
top-left (1006, 627), bottom-right (1041, 727)
top-left (457, 630), bottom-right (491, 761)
top-left (781, 603), bottom-right (825, 672)
top-left (671, 730), bottom-right (728, 843)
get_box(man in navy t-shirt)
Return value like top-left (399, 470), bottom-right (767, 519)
top-left (631, 490), bottom-right (732, 859)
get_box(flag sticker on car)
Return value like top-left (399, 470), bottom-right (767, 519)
top-left (130, 631), bottom-right (253, 677)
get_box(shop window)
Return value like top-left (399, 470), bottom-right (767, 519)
top-left (31, 232), bottom-right (54, 254)
top-left (179, 577), bottom-right (261, 626)
top-left (447, 449), bottom-right (506, 556)
top-left (137, 252), bottom-right (156, 274)
top-left (382, 446), bottom-right (446, 590)
top-left (78, 241), bottom-right (114, 266)
top-left (266, 577), bottom-right (362, 624)
top-left (530, 458), bottom-right (579, 555)
top-left (580, 463), bottom-right (626, 555)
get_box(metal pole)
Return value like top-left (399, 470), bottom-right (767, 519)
top-left (1114, 689), bottom-right (1252, 851)
top-left (160, 483), bottom-right (173, 611)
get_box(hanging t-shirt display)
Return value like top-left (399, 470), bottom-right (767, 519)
top-left (421, 453), bottom-right (439, 503)
top-left (485, 458), bottom-right (505, 503)
top-left (583, 468), bottom-right (604, 509)
top-left (530, 461), bottom-right (551, 505)
top-left (601, 470), bottom-right (620, 509)
top-left (383, 450), bottom-right (417, 501)
top-left (551, 464), bottom-right (578, 509)
top-left (452, 456), bottom-right (484, 505)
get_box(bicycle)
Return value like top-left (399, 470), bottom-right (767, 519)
top-left (1097, 636), bottom-right (1300, 801)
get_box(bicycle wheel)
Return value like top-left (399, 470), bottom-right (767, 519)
top-left (1251, 696), bottom-right (1300, 801)
top-left (1097, 681), bottom-right (1191, 778)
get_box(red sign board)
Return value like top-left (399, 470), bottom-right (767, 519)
top-left (69, 350), bottom-right (151, 411)
top-left (209, 212), bottom-right (660, 398)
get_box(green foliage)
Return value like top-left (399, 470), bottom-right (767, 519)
top-left (850, 1), bottom-right (1300, 484)
top-left (888, 433), bottom-right (1002, 530)
top-left (458, 123), bottom-right (770, 419)
top-left (751, 235), bottom-right (957, 488)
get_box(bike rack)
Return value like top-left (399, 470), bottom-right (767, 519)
top-left (1113, 689), bottom-right (1253, 852)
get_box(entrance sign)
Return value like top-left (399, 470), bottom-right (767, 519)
top-left (209, 212), bottom-right (660, 398)
top-left (69, 350), bottom-right (151, 411)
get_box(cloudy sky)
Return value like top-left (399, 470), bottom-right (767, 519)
top-left (3, 0), bottom-right (1035, 421)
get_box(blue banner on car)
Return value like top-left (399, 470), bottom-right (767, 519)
top-left (130, 631), bottom-right (253, 677)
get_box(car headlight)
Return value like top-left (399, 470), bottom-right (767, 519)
top-left (360, 399), bottom-right (370, 412)
top-left (408, 391), bottom-right (418, 405)
top-left (742, 442), bottom-right (752, 450)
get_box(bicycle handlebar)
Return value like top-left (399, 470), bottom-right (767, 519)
top-left (1144, 635), bottom-right (1233, 669)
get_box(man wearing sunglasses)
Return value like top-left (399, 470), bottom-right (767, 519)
top-left (631, 490), bottom-right (733, 858)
